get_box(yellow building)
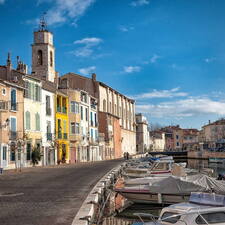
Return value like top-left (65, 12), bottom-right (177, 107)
top-left (55, 90), bottom-right (69, 163)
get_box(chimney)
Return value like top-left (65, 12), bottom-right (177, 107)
top-left (209, 120), bottom-right (211, 124)
top-left (92, 73), bottom-right (96, 81)
top-left (6, 52), bottom-right (12, 80)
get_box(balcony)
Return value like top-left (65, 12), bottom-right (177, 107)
top-left (62, 106), bottom-right (67, 114)
top-left (47, 133), bottom-right (52, 141)
top-left (46, 108), bottom-right (52, 116)
top-left (9, 131), bottom-right (17, 140)
top-left (57, 132), bottom-right (62, 139)
top-left (63, 133), bottom-right (68, 139)
top-left (57, 106), bottom-right (61, 112)
top-left (10, 102), bottom-right (18, 111)
top-left (0, 101), bottom-right (8, 111)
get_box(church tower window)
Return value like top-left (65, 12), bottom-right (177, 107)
top-left (50, 51), bottom-right (53, 67)
top-left (37, 50), bottom-right (43, 65)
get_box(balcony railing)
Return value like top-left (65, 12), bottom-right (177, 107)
top-left (57, 132), bottom-right (62, 139)
top-left (57, 106), bottom-right (61, 112)
top-left (0, 101), bottom-right (8, 110)
top-left (9, 131), bottom-right (17, 140)
top-left (62, 106), bottom-right (67, 114)
top-left (63, 133), bottom-right (68, 139)
top-left (47, 133), bottom-right (52, 141)
top-left (46, 108), bottom-right (52, 116)
top-left (10, 102), bottom-right (18, 111)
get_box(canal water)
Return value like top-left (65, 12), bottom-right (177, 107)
top-left (101, 159), bottom-right (225, 225)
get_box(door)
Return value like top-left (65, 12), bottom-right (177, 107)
top-left (2, 146), bottom-right (8, 168)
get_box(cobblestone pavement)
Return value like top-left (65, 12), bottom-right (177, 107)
top-left (0, 159), bottom-right (123, 225)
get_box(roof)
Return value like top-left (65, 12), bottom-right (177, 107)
top-left (42, 80), bottom-right (57, 93)
top-left (203, 119), bottom-right (225, 128)
top-left (62, 72), bottom-right (135, 103)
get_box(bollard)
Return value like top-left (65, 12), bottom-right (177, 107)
top-left (0, 168), bottom-right (3, 174)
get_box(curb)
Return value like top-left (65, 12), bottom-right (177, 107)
top-left (72, 165), bottom-right (122, 225)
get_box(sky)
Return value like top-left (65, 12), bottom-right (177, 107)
top-left (0, 0), bottom-right (225, 129)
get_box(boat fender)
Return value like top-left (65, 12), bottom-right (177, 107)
top-left (158, 193), bottom-right (162, 204)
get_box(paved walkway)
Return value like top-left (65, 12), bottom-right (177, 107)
top-left (0, 159), bottom-right (123, 225)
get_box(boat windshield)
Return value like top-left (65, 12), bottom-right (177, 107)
top-left (196, 211), bottom-right (225, 224)
top-left (161, 212), bottom-right (181, 224)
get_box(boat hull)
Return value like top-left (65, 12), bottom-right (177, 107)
top-left (115, 188), bottom-right (189, 204)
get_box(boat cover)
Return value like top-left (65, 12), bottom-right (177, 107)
top-left (149, 175), bottom-right (225, 195)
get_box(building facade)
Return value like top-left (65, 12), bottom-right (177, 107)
top-left (0, 62), bottom-right (25, 169)
top-left (136, 113), bottom-right (150, 153)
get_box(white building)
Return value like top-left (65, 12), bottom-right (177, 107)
top-left (41, 82), bottom-right (56, 166)
top-left (136, 113), bottom-right (150, 153)
top-left (89, 96), bottom-right (100, 161)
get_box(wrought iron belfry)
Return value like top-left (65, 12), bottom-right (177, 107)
top-left (39, 12), bottom-right (47, 31)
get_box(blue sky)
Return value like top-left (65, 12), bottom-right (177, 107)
top-left (0, 0), bottom-right (225, 129)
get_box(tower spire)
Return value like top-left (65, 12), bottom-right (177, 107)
top-left (39, 12), bottom-right (47, 31)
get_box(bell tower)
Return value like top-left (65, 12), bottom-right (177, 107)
top-left (32, 15), bottom-right (56, 82)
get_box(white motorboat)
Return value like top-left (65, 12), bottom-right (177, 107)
top-left (115, 175), bottom-right (225, 204)
top-left (123, 158), bottom-right (174, 178)
top-left (134, 192), bottom-right (225, 225)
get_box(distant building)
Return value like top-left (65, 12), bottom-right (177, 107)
top-left (136, 113), bottom-right (150, 153)
top-left (150, 130), bottom-right (166, 152)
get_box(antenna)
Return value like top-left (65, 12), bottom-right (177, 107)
top-left (39, 12), bottom-right (47, 31)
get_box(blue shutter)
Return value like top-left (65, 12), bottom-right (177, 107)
top-left (10, 118), bottom-right (16, 131)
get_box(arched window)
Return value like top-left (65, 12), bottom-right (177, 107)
top-left (25, 111), bottom-right (30, 130)
top-left (103, 99), bottom-right (106, 112)
top-left (35, 113), bottom-right (40, 131)
top-left (50, 51), bottom-right (53, 67)
top-left (37, 50), bottom-right (43, 65)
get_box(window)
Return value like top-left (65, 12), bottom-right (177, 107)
top-left (85, 108), bottom-right (88, 121)
top-left (47, 122), bottom-right (52, 140)
top-left (37, 50), bottom-right (43, 65)
top-left (11, 89), bottom-right (17, 111)
top-left (50, 51), bottom-right (53, 67)
top-left (161, 212), bottom-right (181, 224)
top-left (176, 135), bottom-right (179, 139)
top-left (71, 122), bottom-right (76, 134)
top-left (176, 142), bottom-right (180, 146)
top-left (3, 146), bottom-right (7, 160)
top-left (75, 123), bottom-right (79, 134)
top-left (81, 106), bottom-right (83, 120)
top-left (81, 92), bottom-right (87, 103)
top-left (90, 112), bottom-right (93, 126)
top-left (94, 113), bottom-right (97, 126)
top-left (26, 143), bottom-right (31, 160)
top-left (103, 99), bottom-right (106, 112)
top-left (196, 212), bottom-right (225, 224)
top-left (90, 129), bottom-right (93, 138)
top-left (10, 117), bottom-right (16, 139)
top-left (35, 113), bottom-right (40, 131)
top-left (70, 101), bottom-right (79, 113)
top-left (25, 111), bottom-right (30, 130)
top-left (2, 88), bottom-right (6, 96)
top-left (46, 95), bottom-right (51, 115)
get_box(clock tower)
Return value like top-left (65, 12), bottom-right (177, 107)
top-left (32, 16), bottom-right (56, 82)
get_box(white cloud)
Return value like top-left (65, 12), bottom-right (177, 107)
top-left (131, 0), bottom-right (149, 7)
top-left (150, 54), bottom-right (160, 63)
top-left (73, 37), bottom-right (103, 57)
top-left (74, 37), bottom-right (102, 46)
top-left (144, 54), bottom-right (161, 64)
top-left (204, 57), bottom-right (215, 63)
top-left (36, 0), bottom-right (95, 25)
top-left (78, 66), bottom-right (96, 75)
top-left (0, 0), bottom-right (5, 4)
top-left (133, 87), bottom-right (188, 100)
top-left (119, 25), bottom-right (134, 32)
top-left (123, 66), bottom-right (141, 73)
top-left (136, 97), bottom-right (225, 118)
